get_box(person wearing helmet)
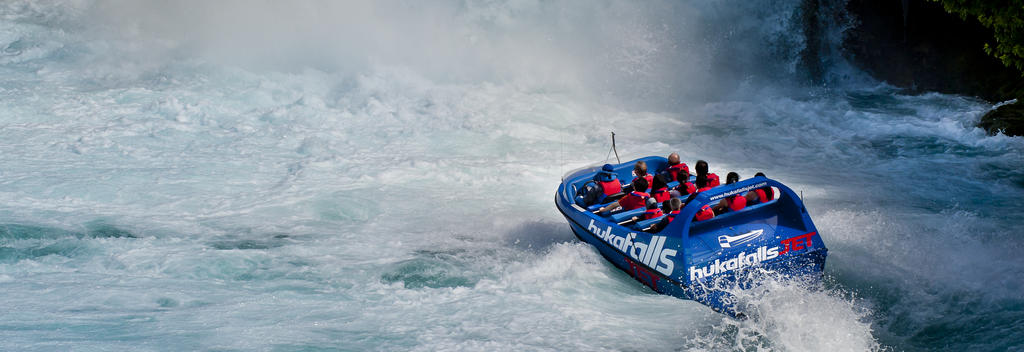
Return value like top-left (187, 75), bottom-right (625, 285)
top-left (595, 164), bottom-right (622, 196)
top-left (641, 197), bottom-right (664, 220)
top-left (627, 197), bottom-right (667, 230)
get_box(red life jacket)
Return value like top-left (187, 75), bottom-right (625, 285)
top-left (727, 195), bottom-right (747, 212)
top-left (698, 186), bottom-right (712, 192)
top-left (598, 180), bottom-right (622, 195)
top-left (694, 204), bottom-right (714, 221)
top-left (666, 163), bottom-right (689, 182)
top-left (651, 187), bottom-right (671, 202)
top-left (666, 210), bottom-right (680, 223)
top-left (745, 191), bottom-right (760, 205)
top-left (707, 173), bottom-right (720, 187)
top-left (679, 182), bottom-right (696, 195)
top-left (632, 174), bottom-right (654, 191)
top-left (619, 191), bottom-right (649, 210)
top-left (753, 189), bottom-right (766, 203)
top-left (643, 208), bottom-right (664, 220)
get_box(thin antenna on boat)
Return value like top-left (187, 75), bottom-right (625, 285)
top-left (611, 131), bottom-right (621, 164)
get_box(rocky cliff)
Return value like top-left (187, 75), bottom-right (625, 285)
top-left (842, 0), bottom-right (1024, 135)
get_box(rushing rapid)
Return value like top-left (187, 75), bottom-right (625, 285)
top-left (1, 1), bottom-right (1022, 351)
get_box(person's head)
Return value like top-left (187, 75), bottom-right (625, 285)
top-left (755, 172), bottom-right (766, 178)
top-left (726, 172), bottom-right (739, 185)
top-left (645, 197), bottom-right (658, 210)
top-left (695, 160), bottom-right (708, 176)
top-left (667, 153), bottom-right (680, 165)
top-left (651, 174), bottom-right (667, 190)
top-left (634, 161), bottom-right (648, 176)
top-left (696, 174), bottom-right (708, 189)
top-left (669, 198), bottom-right (682, 211)
top-left (596, 164), bottom-right (617, 182)
top-left (632, 177), bottom-right (649, 193)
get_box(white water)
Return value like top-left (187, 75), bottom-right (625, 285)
top-left (1, 1), bottom-right (1022, 351)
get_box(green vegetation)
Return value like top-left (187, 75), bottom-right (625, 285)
top-left (932, 0), bottom-right (1024, 74)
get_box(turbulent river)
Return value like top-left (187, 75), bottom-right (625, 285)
top-left (1, 1), bottom-right (1021, 351)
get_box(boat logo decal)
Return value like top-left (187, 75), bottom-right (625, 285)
top-left (779, 232), bottom-right (816, 255)
top-left (690, 246), bottom-right (780, 281)
top-left (692, 232), bottom-right (818, 281)
top-left (707, 182), bottom-right (768, 201)
top-left (587, 219), bottom-right (677, 276)
top-left (718, 229), bottom-right (763, 248)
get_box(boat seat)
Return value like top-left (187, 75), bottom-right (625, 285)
top-left (585, 192), bottom-right (625, 211)
top-left (609, 208), bottom-right (644, 223)
top-left (634, 216), bottom-right (665, 230)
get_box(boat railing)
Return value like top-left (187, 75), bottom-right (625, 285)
top-left (664, 177), bottom-right (811, 240)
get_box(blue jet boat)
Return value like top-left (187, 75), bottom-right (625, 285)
top-left (555, 156), bottom-right (827, 317)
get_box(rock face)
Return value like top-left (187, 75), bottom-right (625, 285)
top-left (979, 102), bottom-right (1024, 137)
top-left (843, 0), bottom-right (1024, 102)
top-left (842, 0), bottom-right (1024, 136)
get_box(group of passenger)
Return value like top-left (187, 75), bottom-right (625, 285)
top-left (591, 153), bottom-right (775, 230)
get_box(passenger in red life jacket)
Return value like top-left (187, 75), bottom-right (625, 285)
top-left (690, 175), bottom-right (715, 221)
top-left (650, 198), bottom-right (683, 232)
top-left (755, 172), bottom-right (774, 201)
top-left (694, 204), bottom-right (715, 221)
top-left (695, 174), bottom-right (712, 192)
top-left (694, 159), bottom-right (720, 188)
top-left (671, 162), bottom-right (697, 197)
top-left (649, 175), bottom-right (671, 203)
top-left (595, 164), bottom-right (622, 196)
top-left (665, 197), bottom-right (682, 222)
top-left (631, 161), bottom-right (653, 192)
top-left (641, 197), bottom-right (664, 220)
top-left (596, 177), bottom-right (650, 213)
top-left (674, 177), bottom-right (697, 197)
top-left (745, 172), bottom-right (774, 204)
top-left (661, 153), bottom-right (689, 183)
top-left (713, 172), bottom-right (747, 215)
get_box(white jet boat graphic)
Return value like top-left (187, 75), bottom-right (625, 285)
top-left (718, 229), bottom-right (763, 248)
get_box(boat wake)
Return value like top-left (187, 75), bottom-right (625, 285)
top-left (683, 271), bottom-right (880, 351)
